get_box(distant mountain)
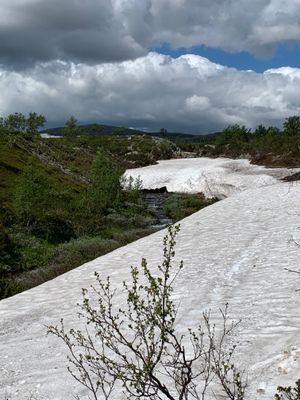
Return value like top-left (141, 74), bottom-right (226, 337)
top-left (41, 123), bottom-right (219, 139)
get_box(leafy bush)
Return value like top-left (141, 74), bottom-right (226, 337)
top-left (20, 240), bottom-right (54, 271)
top-left (13, 164), bottom-right (76, 241)
top-left (123, 175), bottom-right (143, 205)
top-left (49, 226), bottom-right (246, 400)
top-left (0, 112), bottom-right (46, 135)
top-left (163, 193), bottom-right (217, 221)
top-left (89, 148), bottom-right (123, 213)
top-left (0, 277), bottom-right (21, 300)
top-left (51, 237), bottom-right (120, 272)
top-left (13, 164), bottom-right (52, 227)
top-left (0, 223), bottom-right (10, 256)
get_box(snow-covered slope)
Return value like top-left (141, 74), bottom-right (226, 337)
top-left (124, 158), bottom-right (298, 198)
top-left (1, 181), bottom-right (300, 400)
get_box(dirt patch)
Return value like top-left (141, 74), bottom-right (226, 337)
top-left (251, 153), bottom-right (300, 168)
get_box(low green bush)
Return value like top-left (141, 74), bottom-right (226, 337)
top-left (0, 276), bottom-right (21, 299)
top-left (52, 236), bottom-right (120, 270)
top-left (162, 193), bottom-right (217, 221)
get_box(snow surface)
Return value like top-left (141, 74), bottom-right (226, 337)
top-left (40, 133), bottom-right (63, 139)
top-left (1, 159), bottom-right (300, 400)
top-left (124, 157), bottom-right (298, 198)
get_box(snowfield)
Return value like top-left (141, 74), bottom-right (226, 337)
top-left (124, 157), bottom-right (299, 198)
top-left (0, 158), bottom-right (300, 400)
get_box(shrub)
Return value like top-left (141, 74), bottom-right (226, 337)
top-left (123, 175), bottom-right (144, 206)
top-left (89, 149), bottom-right (123, 213)
top-left (21, 240), bottom-right (54, 271)
top-left (275, 379), bottom-right (300, 400)
top-left (13, 164), bottom-right (51, 227)
top-left (163, 193), bottom-right (217, 221)
top-left (51, 237), bottom-right (120, 272)
top-left (49, 225), bottom-right (246, 400)
top-left (0, 277), bottom-right (21, 300)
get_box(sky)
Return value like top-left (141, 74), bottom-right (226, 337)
top-left (1, 0), bottom-right (300, 133)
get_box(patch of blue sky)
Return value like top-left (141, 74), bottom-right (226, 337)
top-left (152, 43), bottom-right (300, 73)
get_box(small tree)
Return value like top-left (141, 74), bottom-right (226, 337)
top-left (216, 125), bottom-right (251, 146)
top-left (160, 128), bottom-right (168, 138)
top-left (254, 125), bottom-right (268, 138)
top-left (49, 225), bottom-right (246, 400)
top-left (123, 175), bottom-right (143, 206)
top-left (0, 112), bottom-right (46, 136)
top-left (64, 116), bottom-right (79, 137)
top-left (90, 149), bottom-right (122, 212)
top-left (283, 116), bottom-right (300, 136)
top-left (13, 164), bottom-right (51, 228)
top-left (26, 112), bottom-right (46, 135)
top-left (3, 112), bottom-right (27, 133)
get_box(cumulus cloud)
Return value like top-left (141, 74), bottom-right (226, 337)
top-left (1, 0), bottom-right (300, 67)
top-left (1, 52), bottom-right (300, 132)
top-left (119, 0), bottom-right (300, 55)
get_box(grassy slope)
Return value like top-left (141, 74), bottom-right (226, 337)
top-left (0, 133), bottom-right (181, 299)
top-left (0, 136), bottom-right (85, 222)
top-left (0, 133), bottom-right (177, 206)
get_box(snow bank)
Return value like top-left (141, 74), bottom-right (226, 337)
top-left (0, 181), bottom-right (300, 399)
top-left (124, 158), bottom-right (298, 198)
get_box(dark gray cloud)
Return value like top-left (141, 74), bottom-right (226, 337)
top-left (0, 0), bottom-right (144, 67)
top-left (1, 0), bottom-right (300, 68)
top-left (1, 53), bottom-right (299, 132)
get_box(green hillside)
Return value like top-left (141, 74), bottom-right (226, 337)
top-left (0, 131), bottom-right (179, 299)
top-left (42, 123), bottom-right (207, 139)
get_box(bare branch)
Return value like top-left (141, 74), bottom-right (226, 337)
top-left (48, 225), bottom-right (246, 400)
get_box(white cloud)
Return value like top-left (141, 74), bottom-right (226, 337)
top-left (186, 95), bottom-right (211, 111)
top-left (115, 0), bottom-right (300, 55)
top-left (1, 53), bottom-right (300, 132)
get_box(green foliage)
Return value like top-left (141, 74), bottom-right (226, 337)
top-left (174, 116), bottom-right (300, 167)
top-left (275, 380), bottom-right (300, 400)
top-left (254, 124), bottom-right (268, 138)
top-left (49, 225), bottom-right (246, 400)
top-left (163, 193), bottom-right (218, 221)
top-left (0, 223), bottom-right (15, 274)
top-left (283, 116), bottom-right (300, 136)
top-left (89, 148), bottom-right (122, 212)
top-left (26, 112), bottom-right (46, 135)
top-left (51, 236), bottom-right (120, 272)
top-left (87, 123), bottom-right (105, 135)
top-left (3, 112), bottom-right (27, 132)
top-left (160, 127), bottom-right (168, 137)
top-left (0, 112), bottom-right (46, 136)
top-left (0, 276), bottom-right (21, 300)
top-left (216, 125), bottom-right (251, 146)
top-left (13, 164), bottom-right (51, 226)
top-left (123, 175), bottom-right (144, 206)
top-left (0, 128), bottom-right (181, 299)
top-left (267, 126), bottom-right (281, 137)
top-left (19, 236), bottom-right (54, 271)
top-left (63, 115), bottom-right (79, 137)
top-left (13, 164), bottom-right (75, 241)
top-left (0, 222), bottom-right (10, 255)
top-left (112, 126), bottom-right (129, 135)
